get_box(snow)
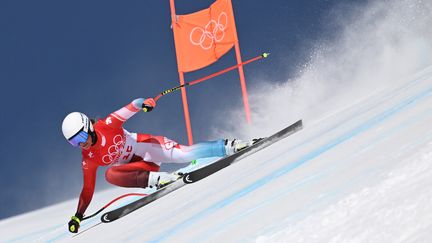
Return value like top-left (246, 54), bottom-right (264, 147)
top-left (3, 65), bottom-right (432, 242)
top-left (2, 0), bottom-right (432, 242)
top-left (257, 132), bottom-right (432, 243)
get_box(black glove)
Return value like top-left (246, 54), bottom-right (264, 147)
top-left (68, 213), bottom-right (83, 233)
top-left (142, 98), bottom-right (156, 112)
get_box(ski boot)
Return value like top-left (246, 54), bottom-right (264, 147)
top-left (224, 138), bottom-right (263, 156)
top-left (148, 172), bottom-right (180, 189)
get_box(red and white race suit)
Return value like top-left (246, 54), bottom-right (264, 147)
top-left (76, 99), bottom-right (226, 216)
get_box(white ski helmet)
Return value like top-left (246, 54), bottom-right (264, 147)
top-left (62, 112), bottom-right (94, 147)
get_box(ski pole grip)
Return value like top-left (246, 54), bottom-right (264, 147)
top-left (142, 104), bottom-right (154, 112)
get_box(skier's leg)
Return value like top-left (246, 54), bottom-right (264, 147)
top-left (134, 134), bottom-right (227, 164)
top-left (173, 140), bottom-right (227, 162)
top-left (105, 162), bottom-right (159, 188)
top-left (133, 134), bottom-right (260, 163)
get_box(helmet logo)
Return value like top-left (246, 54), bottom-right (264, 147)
top-left (80, 113), bottom-right (89, 133)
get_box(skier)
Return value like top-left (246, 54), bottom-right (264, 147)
top-left (63, 98), bottom-right (256, 233)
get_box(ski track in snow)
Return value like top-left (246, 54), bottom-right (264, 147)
top-left (256, 142), bottom-right (432, 243)
top-left (143, 67), bottom-right (432, 242)
top-left (2, 65), bottom-right (432, 242)
top-left (120, 67), bottom-right (432, 242)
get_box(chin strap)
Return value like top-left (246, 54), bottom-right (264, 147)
top-left (90, 130), bottom-right (97, 145)
top-left (88, 119), bottom-right (97, 145)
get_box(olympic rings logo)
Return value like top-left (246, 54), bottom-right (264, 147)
top-left (190, 12), bottom-right (228, 50)
top-left (102, 135), bottom-right (125, 164)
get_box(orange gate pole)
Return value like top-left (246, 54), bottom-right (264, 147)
top-left (169, 0), bottom-right (194, 145)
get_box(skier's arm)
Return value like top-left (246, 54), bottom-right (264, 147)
top-left (106, 98), bottom-right (156, 127)
top-left (68, 160), bottom-right (98, 233)
top-left (76, 160), bottom-right (98, 217)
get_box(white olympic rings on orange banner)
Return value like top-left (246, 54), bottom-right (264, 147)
top-left (189, 12), bottom-right (228, 50)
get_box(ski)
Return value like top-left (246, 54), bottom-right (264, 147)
top-left (182, 119), bottom-right (303, 184)
top-left (100, 119), bottom-right (302, 223)
top-left (100, 179), bottom-right (186, 223)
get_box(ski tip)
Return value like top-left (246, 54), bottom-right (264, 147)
top-left (297, 119), bottom-right (303, 128)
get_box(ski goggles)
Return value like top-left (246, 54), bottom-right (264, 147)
top-left (68, 130), bottom-right (89, 147)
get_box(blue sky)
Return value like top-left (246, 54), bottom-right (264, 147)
top-left (0, 0), bottom-right (365, 219)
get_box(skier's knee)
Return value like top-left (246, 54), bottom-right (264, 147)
top-left (105, 168), bottom-right (150, 188)
top-left (105, 169), bottom-right (116, 185)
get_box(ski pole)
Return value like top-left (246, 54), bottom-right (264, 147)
top-left (82, 193), bottom-right (147, 221)
top-left (153, 52), bottom-right (270, 102)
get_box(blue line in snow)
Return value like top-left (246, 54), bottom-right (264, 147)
top-left (127, 74), bottom-right (432, 242)
top-left (149, 85), bottom-right (432, 242)
top-left (200, 107), bottom-right (432, 241)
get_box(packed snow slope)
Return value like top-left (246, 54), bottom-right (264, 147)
top-left (2, 0), bottom-right (432, 242)
top-left (2, 67), bottom-right (432, 242)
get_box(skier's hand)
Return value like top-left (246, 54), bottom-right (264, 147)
top-left (142, 98), bottom-right (156, 112)
top-left (68, 213), bottom-right (83, 233)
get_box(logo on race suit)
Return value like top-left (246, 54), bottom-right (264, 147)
top-left (82, 160), bottom-right (88, 170)
top-left (105, 117), bottom-right (112, 125)
top-left (102, 135), bottom-right (125, 164)
top-left (163, 137), bottom-right (178, 150)
top-left (190, 12), bottom-right (228, 50)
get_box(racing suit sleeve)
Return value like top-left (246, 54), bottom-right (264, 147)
top-left (104, 98), bottom-right (146, 127)
top-left (76, 159), bottom-right (99, 216)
